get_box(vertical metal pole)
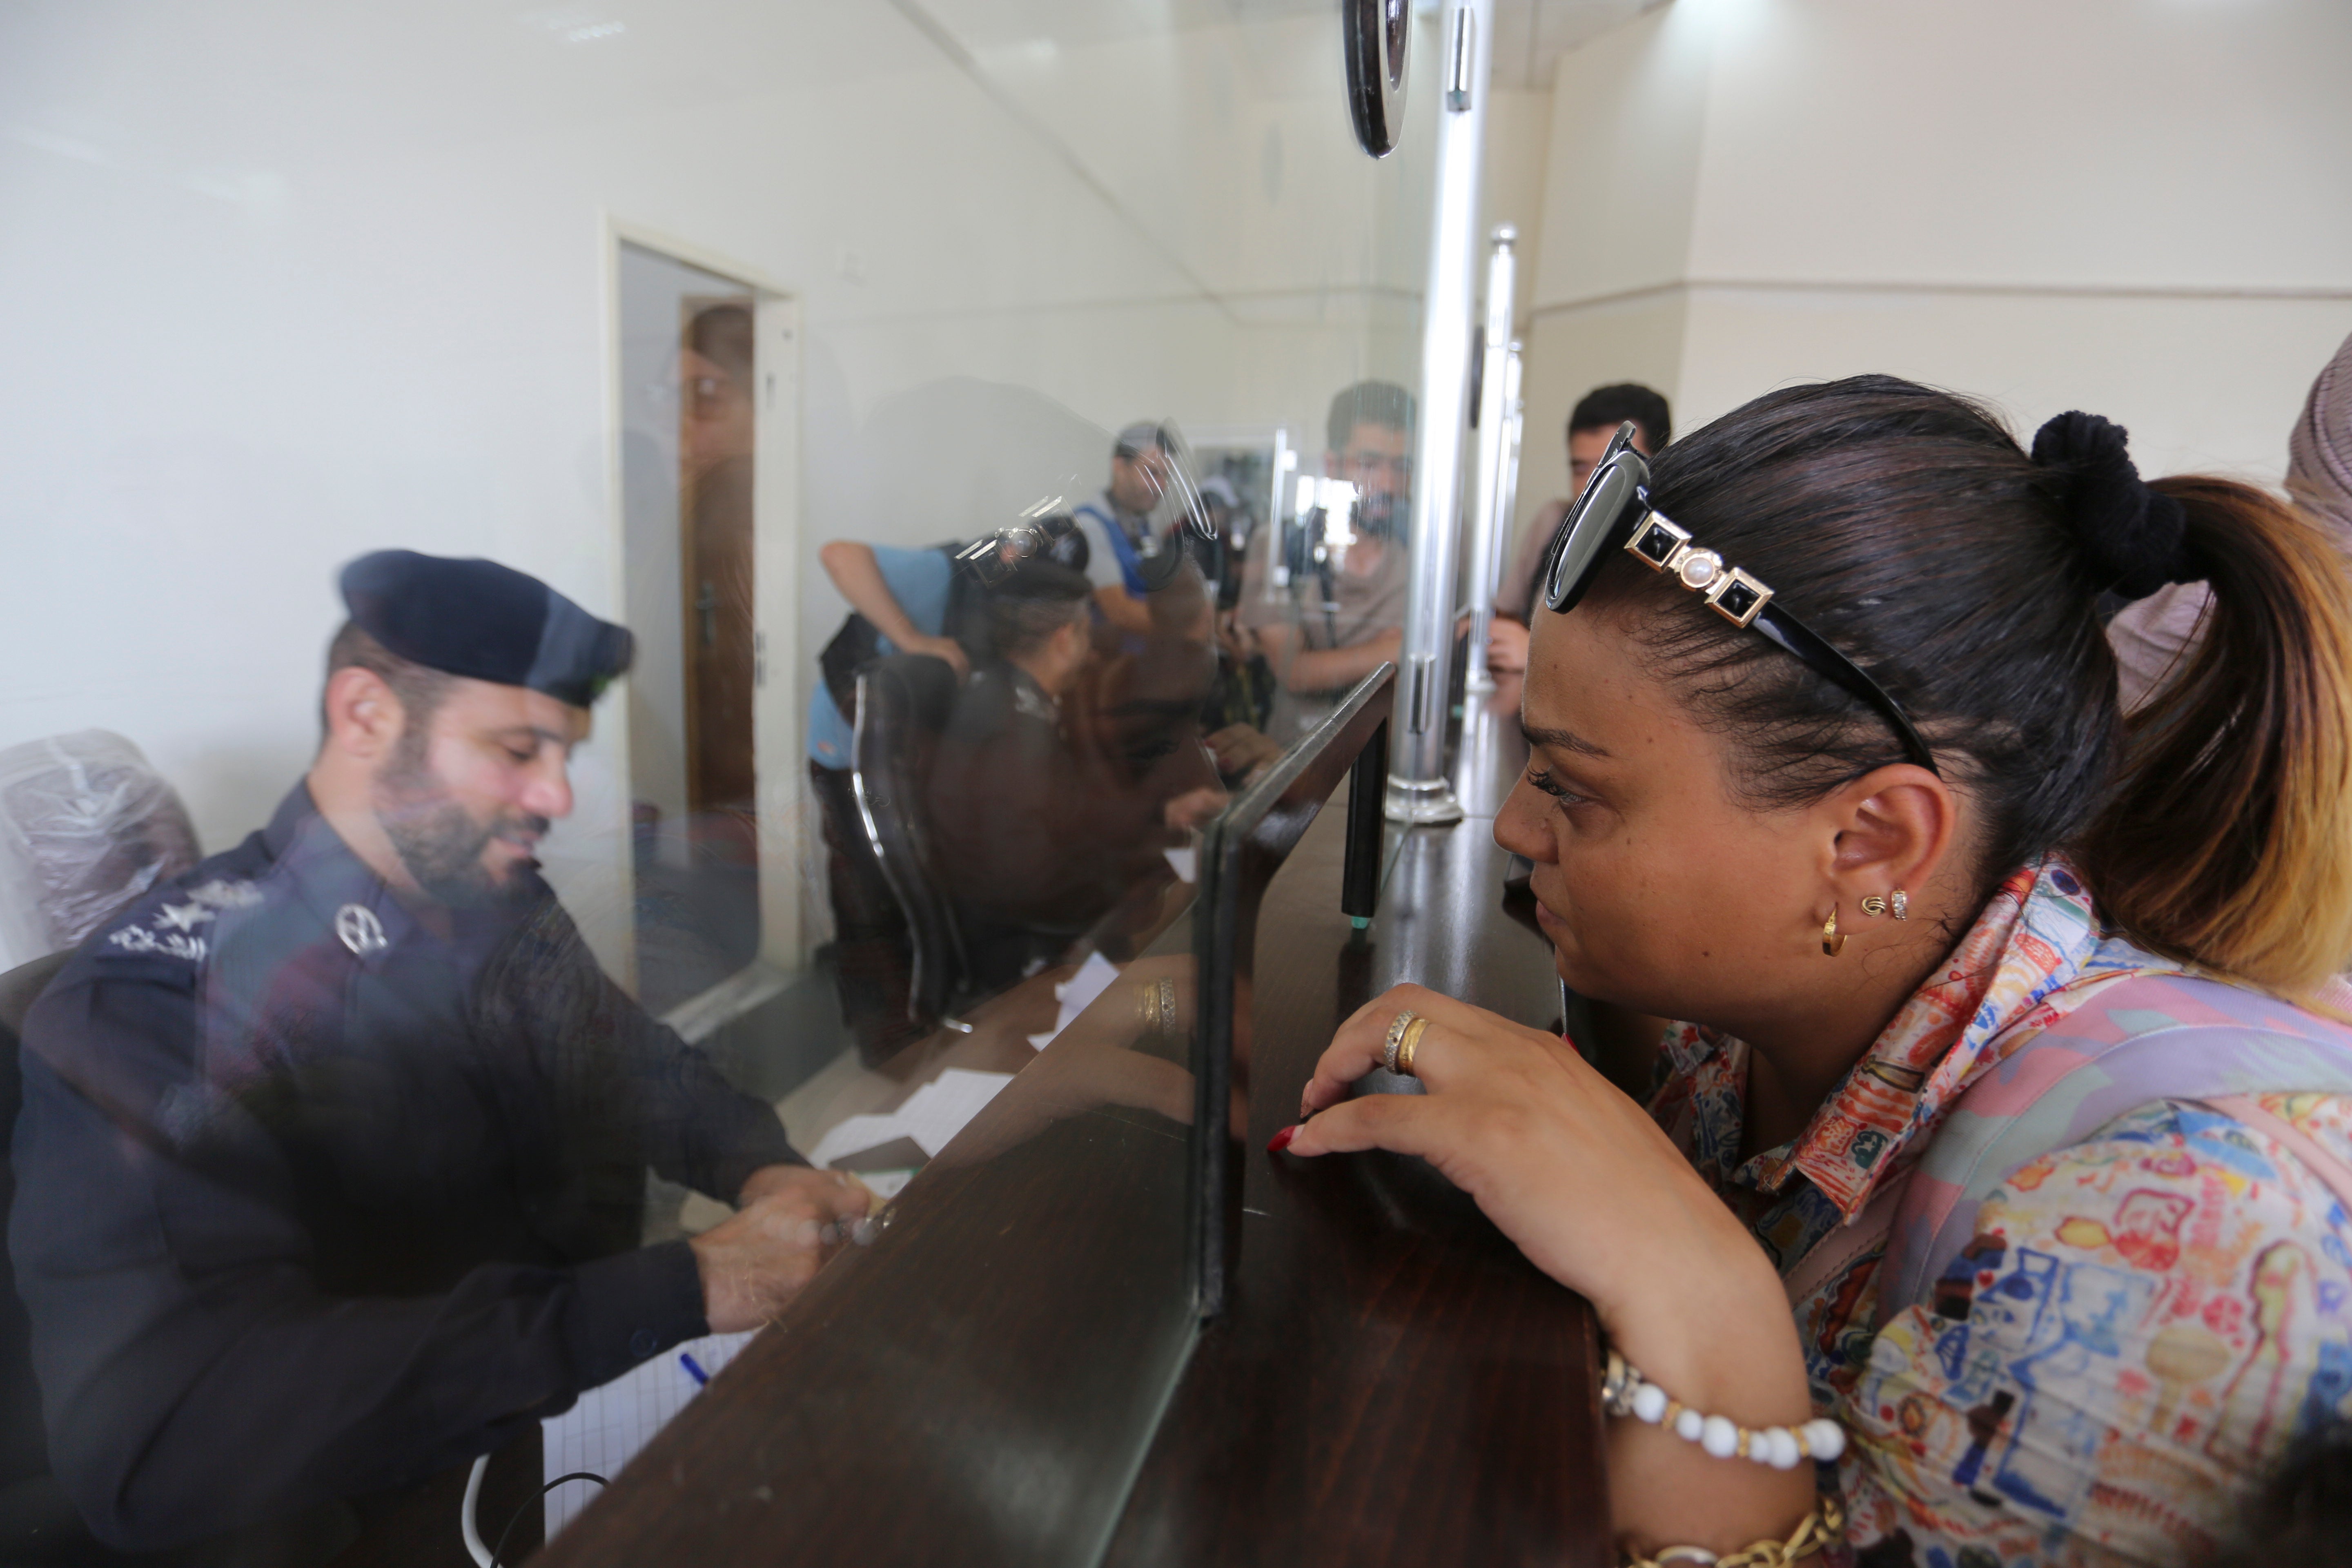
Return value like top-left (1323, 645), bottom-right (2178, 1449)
top-left (1384, 0), bottom-right (1493, 826)
top-left (1463, 225), bottom-right (1517, 695)
top-left (1478, 343), bottom-right (1526, 646)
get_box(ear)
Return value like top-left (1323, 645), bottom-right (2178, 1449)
top-left (1816, 763), bottom-right (1958, 918)
top-left (321, 666), bottom-right (409, 762)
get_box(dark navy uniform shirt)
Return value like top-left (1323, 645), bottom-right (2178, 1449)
top-left (8, 785), bottom-right (798, 1551)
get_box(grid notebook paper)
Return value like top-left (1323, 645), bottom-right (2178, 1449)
top-left (542, 1327), bottom-right (757, 1539)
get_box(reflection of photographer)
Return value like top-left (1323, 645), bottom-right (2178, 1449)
top-left (1177, 476), bottom-right (1278, 759)
top-left (1238, 382), bottom-right (1415, 738)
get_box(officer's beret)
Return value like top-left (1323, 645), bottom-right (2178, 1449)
top-left (338, 550), bottom-right (635, 708)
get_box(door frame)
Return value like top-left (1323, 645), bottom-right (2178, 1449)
top-left (599, 216), bottom-right (806, 1009)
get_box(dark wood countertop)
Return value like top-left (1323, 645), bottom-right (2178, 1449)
top-left (1102, 688), bottom-right (1611, 1568)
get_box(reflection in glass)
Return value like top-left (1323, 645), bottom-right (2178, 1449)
top-left (0, 0), bottom-right (1442, 1555)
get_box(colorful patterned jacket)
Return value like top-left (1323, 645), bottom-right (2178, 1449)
top-left (1648, 860), bottom-right (2352, 1566)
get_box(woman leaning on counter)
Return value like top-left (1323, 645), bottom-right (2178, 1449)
top-left (1273, 375), bottom-right (2352, 1566)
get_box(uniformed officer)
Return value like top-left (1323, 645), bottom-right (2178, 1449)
top-left (10, 551), bottom-right (867, 1556)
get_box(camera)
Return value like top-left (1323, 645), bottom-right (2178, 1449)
top-left (952, 514), bottom-right (1087, 588)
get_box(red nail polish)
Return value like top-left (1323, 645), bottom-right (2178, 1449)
top-left (1266, 1124), bottom-right (1297, 1154)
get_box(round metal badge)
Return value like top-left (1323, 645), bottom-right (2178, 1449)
top-left (335, 903), bottom-right (388, 957)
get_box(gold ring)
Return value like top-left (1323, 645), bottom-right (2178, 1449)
top-left (1383, 1010), bottom-right (1418, 1074)
top-left (1395, 1015), bottom-right (1430, 1078)
top-left (1137, 978), bottom-right (1178, 1037)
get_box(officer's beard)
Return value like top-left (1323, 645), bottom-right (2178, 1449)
top-left (372, 739), bottom-right (549, 908)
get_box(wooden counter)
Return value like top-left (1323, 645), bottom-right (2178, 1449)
top-left (1102, 693), bottom-right (1610, 1568)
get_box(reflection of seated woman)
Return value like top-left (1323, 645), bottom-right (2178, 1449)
top-left (927, 560), bottom-right (1220, 993)
top-left (1272, 377), bottom-right (2352, 1564)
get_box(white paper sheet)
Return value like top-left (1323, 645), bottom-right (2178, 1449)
top-left (543, 1327), bottom-right (757, 1539)
top-left (804, 1111), bottom-right (909, 1171)
top-left (801, 1069), bottom-right (1015, 1171)
top-left (857, 1167), bottom-right (916, 1200)
top-left (1027, 949), bottom-right (1122, 1050)
top-left (893, 1067), bottom-right (1013, 1156)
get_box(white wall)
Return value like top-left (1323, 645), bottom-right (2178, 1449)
top-left (0, 0), bottom-right (1441, 978)
top-left (1509, 0), bottom-right (2352, 558)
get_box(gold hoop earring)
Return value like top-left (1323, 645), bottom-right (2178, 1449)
top-left (1860, 895), bottom-right (1887, 918)
top-left (1822, 906), bottom-right (1846, 957)
top-left (1891, 888), bottom-right (1909, 920)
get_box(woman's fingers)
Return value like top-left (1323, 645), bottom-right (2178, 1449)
top-left (1316, 984), bottom-right (1491, 1086)
top-left (1278, 1086), bottom-right (1454, 1161)
top-left (1300, 989), bottom-right (1424, 1109)
top-left (1302, 984), bottom-right (1567, 1114)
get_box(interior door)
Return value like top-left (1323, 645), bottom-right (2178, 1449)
top-left (678, 294), bottom-right (759, 820)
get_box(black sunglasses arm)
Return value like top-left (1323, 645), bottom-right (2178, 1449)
top-left (1747, 604), bottom-right (1940, 775)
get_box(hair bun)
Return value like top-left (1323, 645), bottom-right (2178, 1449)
top-left (2029, 410), bottom-right (2190, 599)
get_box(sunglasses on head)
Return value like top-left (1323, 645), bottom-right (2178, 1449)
top-left (1537, 422), bottom-right (1939, 775)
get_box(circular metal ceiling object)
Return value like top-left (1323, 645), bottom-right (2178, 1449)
top-left (1343, 0), bottom-right (1410, 158)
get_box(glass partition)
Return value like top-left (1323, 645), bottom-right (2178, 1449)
top-left (0, 0), bottom-right (1440, 1559)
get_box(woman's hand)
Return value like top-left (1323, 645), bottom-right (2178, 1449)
top-left (1204, 723), bottom-right (1285, 782)
top-left (1281, 984), bottom-right (1750, 1323)
top-left (1274, 983), bottom-right (1818, 1556)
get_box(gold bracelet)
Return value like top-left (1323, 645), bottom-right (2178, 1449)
top-left (1619, 1496), bottom-right (1844, 1568)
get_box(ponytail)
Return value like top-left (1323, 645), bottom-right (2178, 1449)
top-left (2081, 478), bottom-right (2352, 991)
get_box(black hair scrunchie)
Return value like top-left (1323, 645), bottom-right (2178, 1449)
top-left (2029, 410), bottom-right (2192, 600)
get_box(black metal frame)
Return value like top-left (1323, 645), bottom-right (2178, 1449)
top-left (1341, 0), bottom-right (1410, 158)
top-left (1189, 664), bottom-right (1396, 1318)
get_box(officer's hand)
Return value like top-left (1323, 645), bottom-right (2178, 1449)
top-left (736, 1163), bottom-right (871, 1212)
top-left (691, 1168), bottom-right (871, 1332)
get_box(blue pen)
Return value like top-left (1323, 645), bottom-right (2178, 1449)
top-left (679, 1352), bottom-right (709, 1388)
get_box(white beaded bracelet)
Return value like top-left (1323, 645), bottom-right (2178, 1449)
top-left (1601, 1349), bottom-right (1846, 1470)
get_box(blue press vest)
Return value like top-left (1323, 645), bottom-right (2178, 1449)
top-left (1074, 501), bottom-right (1152, 597)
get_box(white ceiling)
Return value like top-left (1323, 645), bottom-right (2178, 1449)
top-left (920, 0), bottom-right (1664, 89)
top-left (1488, 0), bottom-right (1664, 91)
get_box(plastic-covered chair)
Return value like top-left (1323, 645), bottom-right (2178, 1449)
top-left (0, 734), bottom-right (198, 973)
